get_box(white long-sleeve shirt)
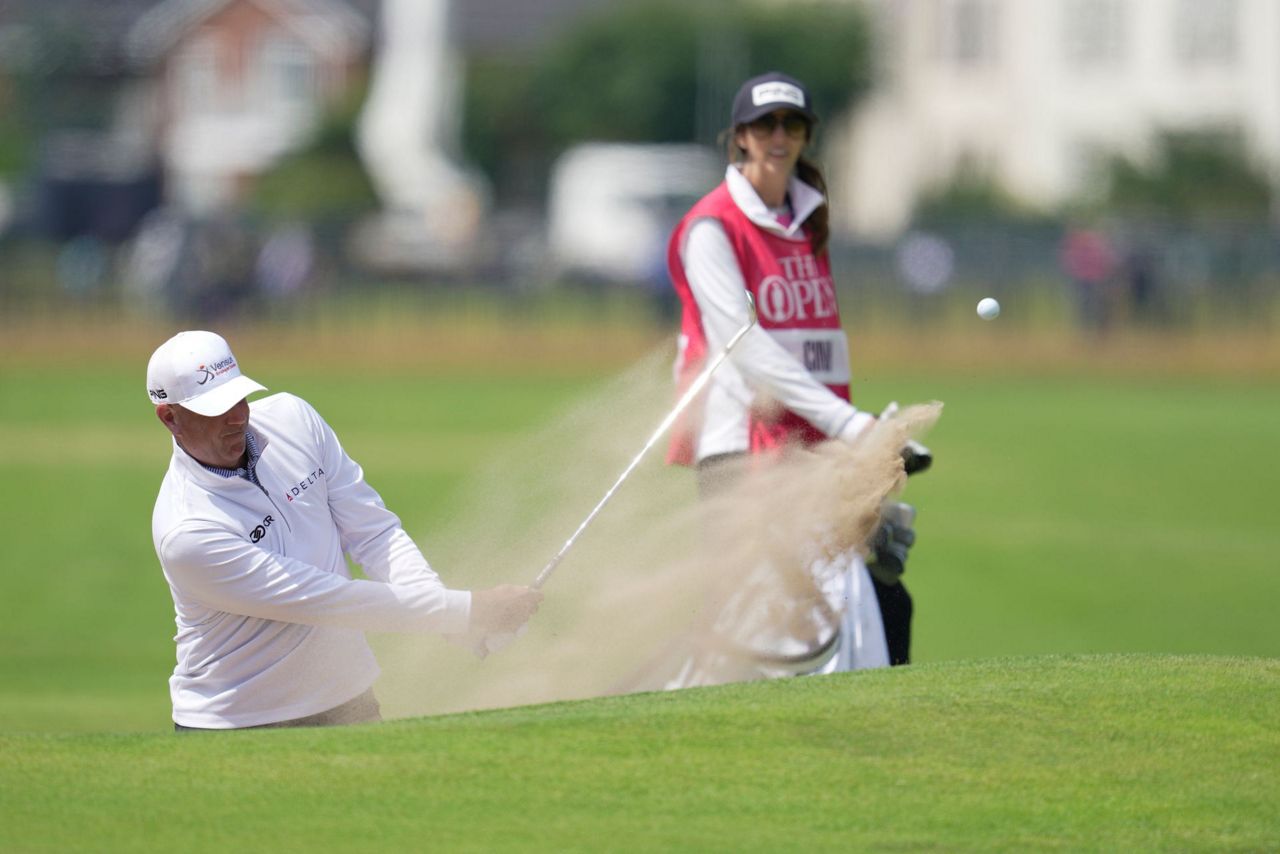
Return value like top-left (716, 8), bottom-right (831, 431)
top-left (152, 392), bottom-right (470, 728)
top-left (681, 166), bottom-right (873, 462)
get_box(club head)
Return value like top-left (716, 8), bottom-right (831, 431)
top-left (902, 439), bottom-right (933, 476)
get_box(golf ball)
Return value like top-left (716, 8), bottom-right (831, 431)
top-left (977, 297), bottom-right (1001, 320)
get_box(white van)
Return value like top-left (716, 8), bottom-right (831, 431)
top-left (546, 142), bottom-right (722, 285)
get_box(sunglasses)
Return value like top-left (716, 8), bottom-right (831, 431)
top-left (745, 112), bottom-right (809, 138)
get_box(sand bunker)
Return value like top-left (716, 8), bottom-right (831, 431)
top-left (373, 348), bottom-right (940, 717)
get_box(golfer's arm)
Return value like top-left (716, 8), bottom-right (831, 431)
top-left (159, 525), bottom-right (471, 634)
top-left (326, 453), bottom-right (439, 589)
top-left (683, 220), bottom-right (871, 439)
top-left (293, 395), bottom-right (444, 588)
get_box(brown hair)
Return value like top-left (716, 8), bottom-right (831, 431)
top-left (724, 125), bottom-right (831, 257)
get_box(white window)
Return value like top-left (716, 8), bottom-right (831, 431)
top-left (937, 0), bottom-right (1001, 68)
top-left (256, 34), bottom-right (315, 112)
top-left (1063, 0), bottom-right (1126, 68)
top-left (1174, 0), bottom-right (1239, 67)
top-left (172, 38), bottom-right (220, 114)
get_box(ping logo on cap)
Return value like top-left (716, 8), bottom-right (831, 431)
top-left (752, 82), bottom-right (805, 109)
top-left (148, 388), bottom-right (168, 401)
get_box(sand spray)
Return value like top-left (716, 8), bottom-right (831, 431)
top-left (373, 348), bottom-right (940, 718)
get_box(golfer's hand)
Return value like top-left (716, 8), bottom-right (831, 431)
top-left (471, 585), bottom-right (543, 636)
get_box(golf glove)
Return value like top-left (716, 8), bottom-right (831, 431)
top-left (479, 624), bottom-right (529, 657)
top-left (867, 502), bottom-right (916, 586)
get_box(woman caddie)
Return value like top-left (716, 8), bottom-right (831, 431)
top-left (664, 71), bottom-right (915, 681)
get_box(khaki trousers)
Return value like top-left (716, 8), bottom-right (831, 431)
top-left (174, 688), bottom-right (382, 732)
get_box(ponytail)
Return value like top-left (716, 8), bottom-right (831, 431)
top-left (794, 156), bottom-right (830, 257)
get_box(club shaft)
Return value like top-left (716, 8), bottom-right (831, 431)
top-left (532, 305), bottom-right (757, 589)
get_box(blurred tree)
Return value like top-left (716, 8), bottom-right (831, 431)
top-left (0, 16), bottom-right (99, 180)
top-left (1100, 131), bottom-right (1273, 221)
top-left (0, 104), bottom-right (30, 179)
top-left (250, 81), bottom-right (380, 223)
top-left (535, 0), bottom-right (701, 144)
top-left (911, 164), bottom-right (1050, 227)
top-left (463, 0), bottom-right (873, 202)
top-left (734, 1), bottom-right (874, 129)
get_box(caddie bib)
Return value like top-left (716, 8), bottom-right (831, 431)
top-left (666, 182), bottom-right (851, 466)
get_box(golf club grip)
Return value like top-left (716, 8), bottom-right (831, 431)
top-left (532, 297), bottom-right (758, 589)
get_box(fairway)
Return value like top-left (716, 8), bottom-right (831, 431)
top-left (1, 655), bottom-right (1276, 852)
top-left (1, 310), bottom-right (1278, 850)
top-left (3, 315), bottom-right (1278, 731)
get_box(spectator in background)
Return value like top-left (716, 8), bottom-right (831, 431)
top-left (1120, 237), bottom-right (1165, 326)
top-left (256, 223), bottom-right (317, 302)
top-left (1060, 225), bottom-right (1118, 335)
top-left (56, 235), bottom-right (109, 297)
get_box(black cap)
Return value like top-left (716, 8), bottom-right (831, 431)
top-left (731, 71), bottom-right (818, 126)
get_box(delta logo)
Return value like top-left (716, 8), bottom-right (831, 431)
top-left (284, 467), bottom-right (326, 502)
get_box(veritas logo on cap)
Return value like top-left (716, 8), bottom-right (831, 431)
top-left (752, 82), bottom-right (805, 109)
top-left (196, 356), bottom-right (236, 386)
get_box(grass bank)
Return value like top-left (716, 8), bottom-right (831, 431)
top-left (1, 655), bottom-right (1275, 851)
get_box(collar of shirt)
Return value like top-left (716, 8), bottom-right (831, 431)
top-left (725, 165), bottom-right (825, 238)
top-left (199, 431), bottom-right (262, 487)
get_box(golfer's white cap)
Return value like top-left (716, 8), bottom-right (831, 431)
top-left (145, 331), bottom-right (266, 416)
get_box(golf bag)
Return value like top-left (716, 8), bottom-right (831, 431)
top-left (643, 440), bottom-right (929, 690)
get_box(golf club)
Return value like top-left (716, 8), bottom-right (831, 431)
top-left (531, 293), bottom-right (759, 590)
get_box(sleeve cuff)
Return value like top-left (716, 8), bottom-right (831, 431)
top-left (836, 410), bottom-right (876, 443)
top-left (439, 589), bottom-right (472, 635)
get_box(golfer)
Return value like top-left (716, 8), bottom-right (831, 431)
top-left (148, 330), bottom-right (541, 730)
top-left (666, 71), bottom-right (915, 676)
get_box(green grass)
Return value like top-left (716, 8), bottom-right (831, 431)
top-left (2, 329), bottom-right (1280, 733)
top-left (2, 311), bottom-right (1279, 849)
top-left (1, 655), bottom-right (1276, 852)
top-left (862, 374), bottom-right (1280, 661)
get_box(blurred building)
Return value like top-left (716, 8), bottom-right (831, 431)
top-left (127, 0), bottom-right (374, 214)
top-left (840, 0), bottom-right (1280, 237)
top-left (0, 0), bottom-right (168, 242)
top-left (0, 0), bottom-right (380, 236)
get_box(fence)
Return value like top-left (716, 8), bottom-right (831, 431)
top-left (1, 213), bottom-right (1276, 334)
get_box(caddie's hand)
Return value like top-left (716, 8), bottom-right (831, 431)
top-left (836, 410), bottom-right (877, 443)
top-left (471, 584), bottom-right (543, 637)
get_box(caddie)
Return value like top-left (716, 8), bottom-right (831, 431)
top-left (664, 71), bottom-right (921, 680)
top-left (148, 330), bottom-right (541, 731)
